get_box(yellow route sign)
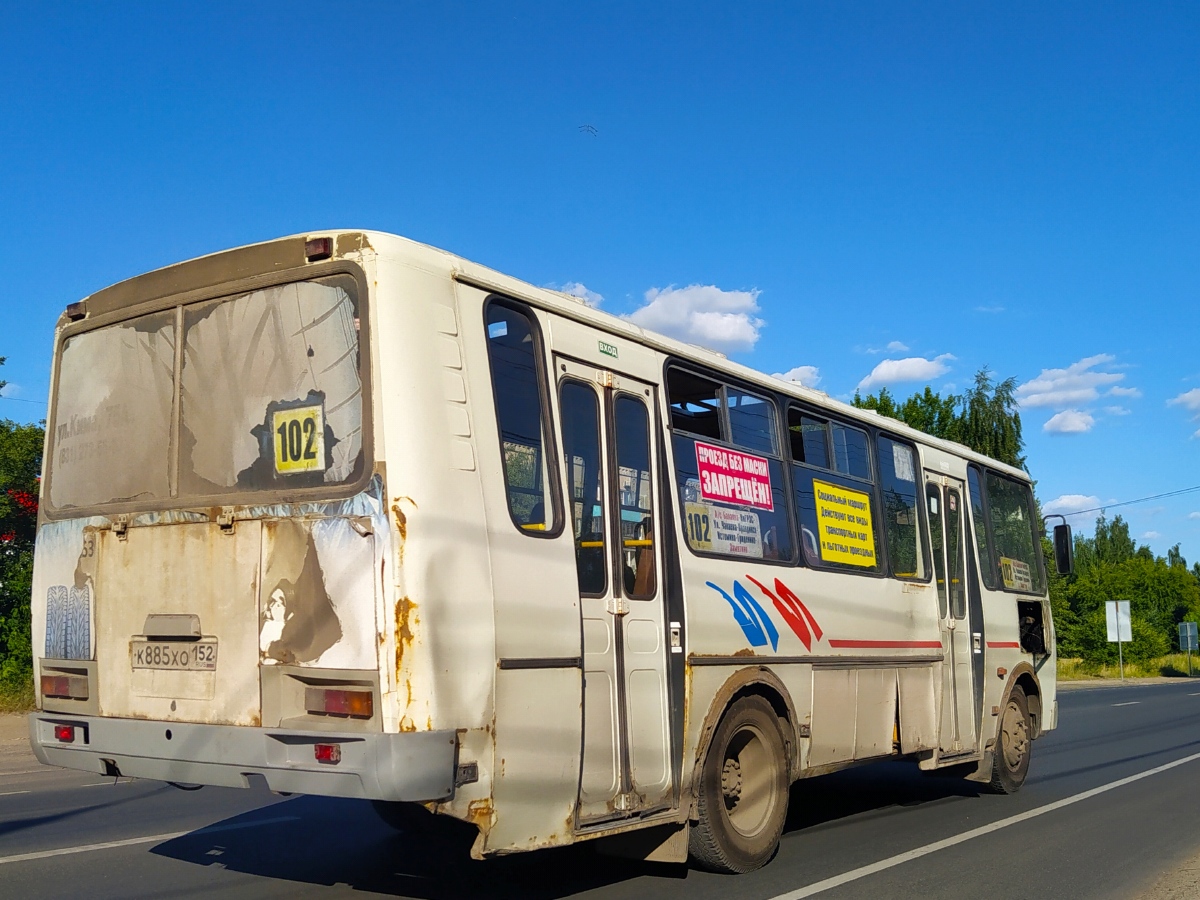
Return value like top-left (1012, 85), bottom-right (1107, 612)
top-left (812, 478), bottom-right (877, 567)
top-left (273, 404), bottom-right (326, 475)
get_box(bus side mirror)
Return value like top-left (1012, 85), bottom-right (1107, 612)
top-left (1053, 523), bottom-right (1074, 575)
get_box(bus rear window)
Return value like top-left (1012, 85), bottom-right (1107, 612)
top-left (48, 275), bottom-right (365, 511)
top-left (49, 310), bottom-right (177, 509)
top-left (178, 276), bottom-right (363, 494)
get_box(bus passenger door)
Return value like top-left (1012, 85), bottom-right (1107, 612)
top-left (925, 476), bottom-right (978, 756)
top-left (558, 361), bottom-right (673, 823)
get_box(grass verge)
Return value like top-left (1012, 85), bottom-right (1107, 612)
top-left (1058, 654), bottom-right (1200, 680)
top-left (0, 675), bottom-right (35, 713)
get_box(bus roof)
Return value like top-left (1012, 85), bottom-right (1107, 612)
top-left (75, 228), bottom-right (1032, 484)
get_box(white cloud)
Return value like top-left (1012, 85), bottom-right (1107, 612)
top-left (885, 340), bottom-right (909, 352)
top-left (1143, 531), bottom-right (1162, 541)
top-left (1044, 409), bottom-right (1095, 434)
top-left (1108, 385), bottom-right (1142, 398)
top-left (772, 365), bottom-right (822, 388)
top-left (549, 281), bottom-right (603, 307)
top-left (857, 354), bottom-right (955, 391)
top-left (974, 305), bottom-right (1005, 314)
top-left (625, 284), bottom-right (763, 354)
top-left (1103, 406), bottom-right (1131, 416)
top-left (1043, 494), bottom-right (1101, 515)
top-left (0, 382), bottom-right (20, 398)
top-left (1188, 512), bottom-right (1200, 520)
top-left (1016, 354), bottom-right (1127, 409)
top-left (1170, 388), bottom-right (1200, 413)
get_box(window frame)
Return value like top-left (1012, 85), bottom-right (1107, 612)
top-left (665, 361), bottom-right (798, 568)
top-left (483, 296), bottom-right (565, 540)
top-left (786, 401), bottom-right (887, 579)
top-left (966, 464), bottom-right (999, 590)
top-left (874, 431), bottom-right (932, 584)
top-left (978, 467), bottom-right (1047, 596)
top-left (43, 262), bottom-right (375, 520)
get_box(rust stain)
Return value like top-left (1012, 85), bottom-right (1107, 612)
top-left (467, 799), bottom-right (494, 830)
top-left (394, 596), bottom-right (418, 684)
top-left (390, 496), bottom-right (417, 564)
top-left (399, 717), bottom-right (417, 733)
top-left (732, 648), bottom-right (758, 658)
top-left (426, 716), bottom-right (432, 731)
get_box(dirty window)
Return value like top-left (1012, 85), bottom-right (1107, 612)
top-left (178, 276), bottom-right (364, 494)
top-left (876, 437), bottom-right (925, 581)
top-left (49, 310), bottom-right (177, 509)
top-left (485, 303), bottom-right (558, 534)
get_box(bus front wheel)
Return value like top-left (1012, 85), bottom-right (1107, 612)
top-left (689, 695), bottom-right (789, 873)
top-left (988, 686), bottom-right (1032, 794)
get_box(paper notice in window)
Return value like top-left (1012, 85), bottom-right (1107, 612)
top-left (813, 478), bottom-right (877, 567)
top-left (694, 441), bottom-right (774, 511)
top-left (1000, 556), bottom-right (1033, 591)
top-left (892, 445), bottom-right (915, 482)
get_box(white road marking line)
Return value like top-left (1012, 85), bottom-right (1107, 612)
top-left (768, 750), bottom-right (1200, 899)
top-left (1188, 692), bottom-right (1200, 696)
top-left (1112, 701), bottom-right (1140, 707)
top-left (0, 790), bottom-right (30, 797)
top-left (0, 815), bottom-right (299, 866)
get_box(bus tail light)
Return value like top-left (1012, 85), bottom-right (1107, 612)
top-left (42, 674), bottom-right (89, 700)
top-left (304, 687), bottom-right (373, 719)
top-left (54, 724), bottom-right (76, 743)
top-left (305, 237), bottom-right (333, 262)
top-left (314, 743), bottom-right (341, 765)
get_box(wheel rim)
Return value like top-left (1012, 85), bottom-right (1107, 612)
top-left (1000, 699), bottom-right (1029, 772)
top-left (720, 723), bottom-right (778, 838)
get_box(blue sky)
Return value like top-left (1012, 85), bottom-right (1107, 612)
top-left (3, 3), bottom-right (1200, 558)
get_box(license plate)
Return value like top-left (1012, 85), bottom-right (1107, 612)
top-left (131, 639), bottom-right (218, 671)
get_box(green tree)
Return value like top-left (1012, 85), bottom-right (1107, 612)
top-left (0, 357), bottom-right (43, 695)
top-left (853, 366), bottom-right (1025, 469)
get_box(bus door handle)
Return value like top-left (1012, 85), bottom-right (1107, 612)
top-left (607, 596), bottom-right (630, 616)
top-left (973, 633), bottom-right (982, 654)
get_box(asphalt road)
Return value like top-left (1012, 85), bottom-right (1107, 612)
top-left (4, 681), bottom-right (1200, 900)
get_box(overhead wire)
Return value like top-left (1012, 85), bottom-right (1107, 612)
top-left (1053, 484), bottom-right (1200, 519)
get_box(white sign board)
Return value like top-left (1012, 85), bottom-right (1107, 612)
top-left (1106, 600), bottom-right (1132, 643)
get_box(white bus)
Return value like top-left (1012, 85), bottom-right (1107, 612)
top-left (29, 231), bottom-right (1069, 873)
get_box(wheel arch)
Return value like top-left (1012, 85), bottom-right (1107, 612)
top-left (688, 666), bottom-right (800, 815)
top-left (1004, 663), bottom-right (1043, 740)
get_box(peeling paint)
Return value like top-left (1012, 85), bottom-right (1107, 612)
top-left (260, 521), bottom-right (342, 665)
top-left (467, 798), bottom-right (495, 830)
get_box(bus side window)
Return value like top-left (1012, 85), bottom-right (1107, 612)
top-left (560, 380), bottom-right (606, 594)
top-left (967, 466), bottom-right (997, 589)
top-left (485, 302), bottom-right (558, 535)
top-left (876, 437), bottom-right (927, 581)
top-left (668, 366), bottom-right (794, 563)
top-left (984, 472), bottom-right (1045, 594)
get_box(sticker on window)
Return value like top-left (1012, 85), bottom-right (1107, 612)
top-left (813, 478), bottom-right (877, 567)
top-left (893, 445), bottom-right (915, 483)
top-left (273, 404), bottom-right (327, 475)
top-left (685, 502), bottom-right (762, 558)
top-left (1000, 556), bottom-right (1033, 591)
top-left (694, 441), bottom-right (774, 511)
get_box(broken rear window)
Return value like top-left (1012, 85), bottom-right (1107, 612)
top-left (47, 275), bottom-right (365, 512)
top-left (179, 276), bottom-right (364, 494)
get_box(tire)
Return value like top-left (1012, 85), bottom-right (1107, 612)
top-left (372, 800), bottom-right (433, 832)
top-left (689, 695), bottom-right (790, 873)
top-left (988, 686), bottom-right (1032, 794)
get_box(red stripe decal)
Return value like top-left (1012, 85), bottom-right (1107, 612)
top-left (986, 641), bottom-right (1021, 649)
top-left (827, 639), bottom-right (944, 649)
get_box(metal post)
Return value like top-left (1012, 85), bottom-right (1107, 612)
top-left (1189, 646), bottom-right (1193, 678)
top-left (1118, 636), bottom-right (1125, 681)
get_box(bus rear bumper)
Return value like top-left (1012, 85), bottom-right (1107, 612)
top-left (28, 713), bottom-right (457, 802)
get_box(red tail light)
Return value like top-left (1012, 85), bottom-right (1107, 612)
top-left (305, 237), bottom-right (333, 262)
top-left (304, 687), bottom-right (372, 719)
top-left (54, 725), bottom-right (75, 743)
top-left (314, 743), bottom-right (341, 764)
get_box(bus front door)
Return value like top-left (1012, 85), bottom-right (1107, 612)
top-left (925, 475), bottom-right (979, 757)
top-left (558, 362), bottom-right (673, 824)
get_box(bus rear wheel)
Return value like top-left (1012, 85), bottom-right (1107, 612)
top-left (988, 686), bottom-right (1031, 794)
top-left (689, 695), bottom-right (789, 873)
